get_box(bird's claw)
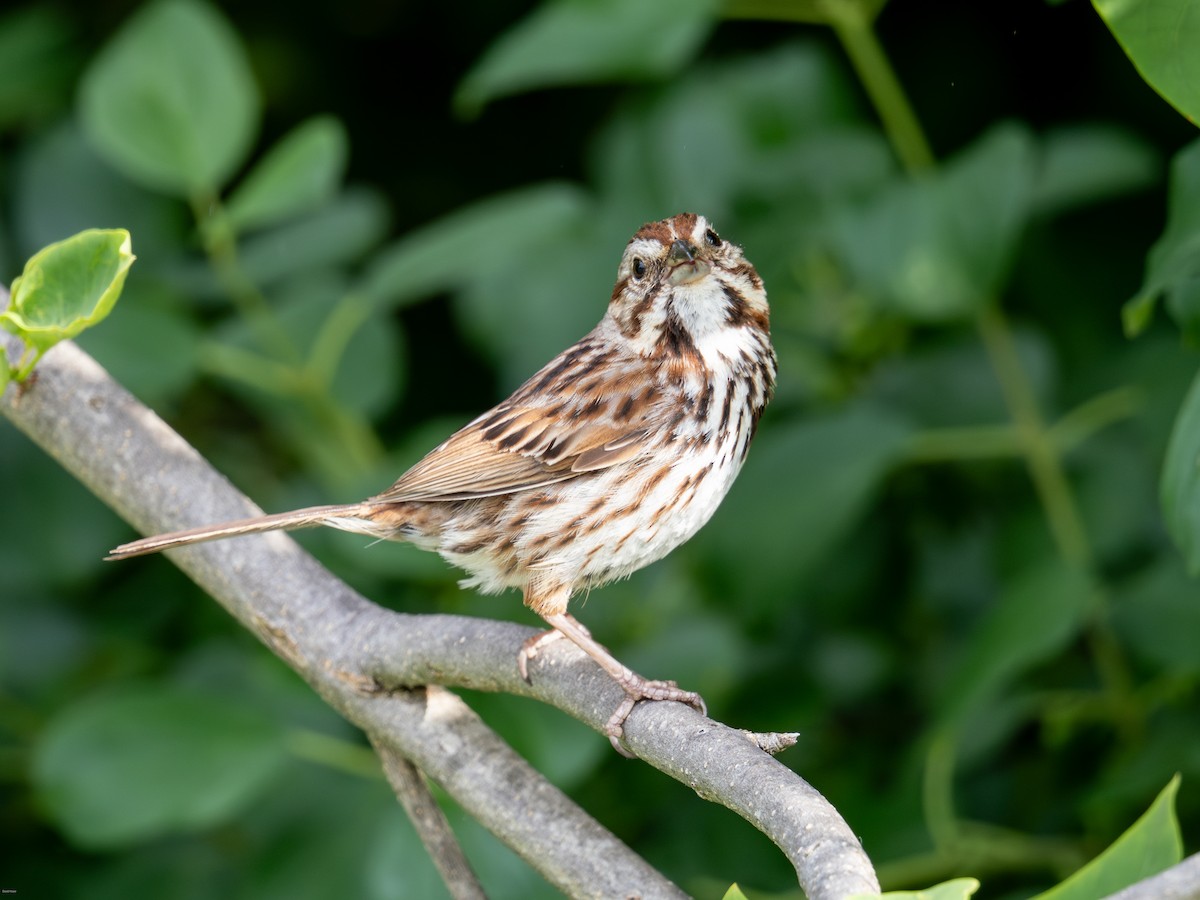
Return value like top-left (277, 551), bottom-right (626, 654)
top-left (516, 618), bottom-right (706, 757)
top-left (604, 677), bottom-right (707, 758)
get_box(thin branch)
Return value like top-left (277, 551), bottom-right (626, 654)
top-left (1, 321), bottom-right (880, 898)
top-left (370, 733), bottom-right (486, 900)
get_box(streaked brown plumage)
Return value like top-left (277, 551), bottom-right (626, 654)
top-left (108, 213), bottom-right (777, 754)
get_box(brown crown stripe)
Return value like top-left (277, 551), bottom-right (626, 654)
top-left (632, 219), bottom-right (675, 244)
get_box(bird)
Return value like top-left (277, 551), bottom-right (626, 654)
top-left (108, 212), bottom-right (777, 754)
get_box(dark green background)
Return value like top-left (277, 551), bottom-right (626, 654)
top-left (2, 0), bottom-right (1198, 897)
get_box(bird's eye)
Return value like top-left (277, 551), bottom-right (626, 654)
top-left (704, 229), bottom-right (721, 248)
top-left (632, 258), bottom-right (647, 279)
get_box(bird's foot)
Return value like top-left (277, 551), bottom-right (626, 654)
top-left (519, 612), bottom-right (707, 757)
top-left (518, 624), bottom-right (590, 682)
top-left (604, 674), bottom-right (707, 758)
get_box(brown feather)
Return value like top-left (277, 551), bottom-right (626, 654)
top-left (372, 344), bottom-right (667, 504)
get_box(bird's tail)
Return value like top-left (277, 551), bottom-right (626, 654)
top-left (106, 503), bottom-right (374, 560)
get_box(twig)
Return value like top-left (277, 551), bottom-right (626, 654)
top-left (369, 732), bottom-right (486, 900)
top-left (0, 320), bottom-right (880, 898)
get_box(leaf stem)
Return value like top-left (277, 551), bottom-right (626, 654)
top-left (904, 424), bottom-right (1023, 462)
top-left (14, 345), bottom-right (42, 382)
top-left (187, 193), bottom-right (383, 481)
top-left (1047, 385), bottom-right (1142, 455)
top-left (824, 1), bottom-right (935, 174)
top-left (286, 728), bottom-right (386, 779)
top-left (191, 194), bottom-right (300, 365)
top-left (976, 305), bottom-right (1091, 567)
top-left (923, 731), bottom-right (959, 850)
top-left (903, 387), bottom-right (1140, 464)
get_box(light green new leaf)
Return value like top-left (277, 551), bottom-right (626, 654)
top-left (936, 559), bottom-right (1094, 729)
top-left (226, 116), bottom-right (349, 233)
top-left (79, 0), bottom-right (259, 196)
top-left (1161, 368), bottom-right (1200, 574)
top-left (1033, 775), bottom-right (1182, 899)
top-left (0, 347), bottom-right (9, 391)
top-left (1094, 0), bottom-right (1200, 127)
top-left (1122, 138), bottom-right (1200, 338)
top-left (721, 885), bottom-right (750, 900)
top-left (850, 878), bottom-right (981, 900)
top-left (455, 0), bottom-right (720, 116)
top-left (32, 684), bottom-right (288, 848)
top-left (1, 229), bottom-right (134, 375)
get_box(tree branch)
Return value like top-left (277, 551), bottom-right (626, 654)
top-left (370, 734), bottom-right (487, 900)
top-left (1, 321), bottom-right (880, 898)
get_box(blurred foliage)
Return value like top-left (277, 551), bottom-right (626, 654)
top-left (1029, 776), bottom-right (1182, 900)
top-left (2, 0), bottom-right (1200, 897)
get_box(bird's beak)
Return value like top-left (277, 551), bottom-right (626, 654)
top-left (667, 239), bottom-right (710, 285)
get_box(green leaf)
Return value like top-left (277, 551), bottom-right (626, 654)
top-left (695, 404), bottom-right (913, 609)
top-left (830, 124), bottom-right (1036, 320)
top-left (1161, 367), bottom-right (1200, 573)
top-left (13, 121), bottom-right (187, 265)
top-left (274, 273), bottom-right (404, 417)
top-left (0, 346), bottom-right (10, 391)
top-left (225, 116), bottom-right (349, 233)
top-left (1122, 138), bottom-right (1200, 338)
top-left (591, 43), bottom-right (869, 219)
top-left (79, 0), bottom-right (259, 196)
top-left (851, 878), bottom-right (981, 899)
top-left (1122, 289), bottom-right (1159, 337)
top-left (454, 225), bottom-right (612, 388)
top-left (0, 7), bottom-right (74, 130)
top-left (868, 329), bottom-right (1055, 429)
top-left (936, 559), bottom-right (1094, 728)
top-left (1094, 0), bottom-right (1200, 126)
top-left (1032, 125), bottom-right (1159, 217)
top-left (75, 285), bottom-right (201, 407)
top-left (1, 229), bottom-right (134, 372)
top-left (721, 885), bottom-right (750, 900)
top-left (238, 187), bottom-right (391, 286)
top-left (359, 183), bottom-right (590, 310)
top-left (1032, 775), bottom-right (1182, 900)
top-left (1112, 557), bottom-right (1200, 673)
top-left (204, 270), bottom-right (404, 464)
top-left (32, 684), bottom-right (288, 848)
top-left (454, 0), bottom-right (720, 116)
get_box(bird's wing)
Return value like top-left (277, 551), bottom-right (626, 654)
top-left (373, 344), bottom-right (667, 504)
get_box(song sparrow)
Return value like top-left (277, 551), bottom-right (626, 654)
top-left (108, 213), bottom-right (777, 754)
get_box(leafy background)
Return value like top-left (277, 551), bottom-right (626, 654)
top-left (2, 0), bottom-right (1199, 897)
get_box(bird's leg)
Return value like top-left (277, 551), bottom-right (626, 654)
top-left (518, 624), bottom-right (582, 682)
top-left (520, 611), bottom-right (707, 756)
